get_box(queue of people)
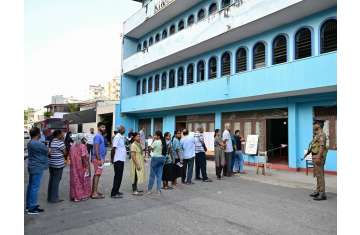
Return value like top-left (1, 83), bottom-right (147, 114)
top-left (25, 122), bottom-right (247, 215)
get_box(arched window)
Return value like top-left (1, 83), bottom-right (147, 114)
top-left (155, 33), bottom-right (160, 43)
top-left (187, 64), bottom-right (194, 84)
top-left (162, 29), bottom-right (168, 39)
top-left (148, 77), bottom-right (153, 93)
top-left (221, 52), bottom-right (231, 76)
top-left (177, 67), bottom-right (184, 86)
top-left (295, 27), bottom-right (312, 59)
top-left (198, 9), bottom-right (205, 21)
top-left (136, 81), bottom-right (140, 95)
top-left (170, 25), bottom-right (176, 35)
top-left (143, 40), bottom-right (148, 50)
top-left (321, 19), bottom-right (337, 53)
top-left (209, 3), bottom-right (217, 15)
top-left (253, 42), bottom-right (266, 69)
top-left (208, 57), bottom-right (217, 79)
top-left (178, 20), bottom-right (185, 31)
top-left (197, 61), bottom-right (205, 82)
top-left (236, 48), bottom-right (247, 73)
top-left (273, 35), bottom-right (287, 64)
top-left (169, 70), bottom-right (175, 88)
top-left (142, 79), bottom-right (147, 94)
top-left (137, 43), bottom-right (141, 52)
top-left (154, 75), bottom-right (160, 91)
top-left (149, 37), bottom-right (153, 47)
top-left (222, 0), bottom-right (231, 8)
top-left (161, 72), bottom-right (167, 90)
top-left (188, 15), bottom-right (195, 26)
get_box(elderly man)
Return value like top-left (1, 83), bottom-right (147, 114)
top-left (194, 126), bottom-right (212, 182)
top-left (222, 123), bottom-right (234, 177)
top-left (110, 126), bottom-right (127, 198)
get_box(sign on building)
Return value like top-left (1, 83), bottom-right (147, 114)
top-left (154, 0), bottom-right (175, 14)
top-left (245, 135), bottom-right (259, 155)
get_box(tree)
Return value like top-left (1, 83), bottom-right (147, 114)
top-left (44, 111), bottom-right (53, 118)
top-left (68, 103), bottom-right (79, 113)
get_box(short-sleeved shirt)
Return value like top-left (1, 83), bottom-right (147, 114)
top-left (180, 135), bottom-right (195, 159)
top-left (310, 131), bottom-right (328, 157)
top-left (85, 133), bottom-right (95, 145)
top-left (172, 138), bottom-right (182, 159)
top-left (92, 133), bottom-right (106, 160)
top-left (27, 140), bottom-right (49, 174)
top-left (151, 139), bottom-right (163, 157)
top-left (139, 130), bottom-right (146, 149)
top-left (194, 132), bottom-right (205, 153)
top-left (49, 138), bottom-right (66, 168)
top-left (112, 133), bottom-right (127, 162)
top-left (222, 130), bottom-right (233, 153)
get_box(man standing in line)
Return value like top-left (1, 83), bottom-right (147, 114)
top-left (222, 124), bottom-right (234, 177)
top-left (26, 127), bottom-right (48, 214)
top-left (91, 122), bottom-right (107, 199)
top-left (110, 126), bottom-right (127, 198)
top-left (233, 130), bottom-right (246, 174)
top-left (194, 126), bottom-right (212, 182)
top-left (180, 129), bottom-right (196, 185)
top-left (305, 119), bottom-right (328, 201)
top-left (85, 128), bottom-right (95, 159)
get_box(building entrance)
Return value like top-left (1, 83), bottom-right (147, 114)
top-left (266, 118), bottom-right (288, 164)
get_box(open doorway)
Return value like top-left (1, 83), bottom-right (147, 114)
top-left (266, 118), bottom-right (288, 164)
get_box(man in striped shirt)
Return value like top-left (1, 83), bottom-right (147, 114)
top-left (194, 126), bottom-right (212, 182)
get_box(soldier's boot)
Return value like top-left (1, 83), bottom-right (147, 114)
top-left (313, 192), bottom-right (327, 201)
top-left (309, 191), bottom-right (319, 197)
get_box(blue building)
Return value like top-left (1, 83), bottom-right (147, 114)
top-left (117, 0), bottom-right (337, 172)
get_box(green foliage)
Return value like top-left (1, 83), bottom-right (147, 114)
top-left (68, 103), bottom-right (79, 113)
top-left (44, 111), bottom-right (53, 118)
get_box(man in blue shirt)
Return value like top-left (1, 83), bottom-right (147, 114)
top-left (91, 122), bottom-right (107, 199)
top-left (26, 127), bottom-right (49, 214)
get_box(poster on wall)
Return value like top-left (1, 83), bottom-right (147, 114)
top-left (245, 135), bottom-right (259, 155)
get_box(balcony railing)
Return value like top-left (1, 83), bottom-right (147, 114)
top-left (121, 52), bottom-right (337, 113)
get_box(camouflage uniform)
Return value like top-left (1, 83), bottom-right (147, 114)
top-left (309, 130), bottom-right (328, 193)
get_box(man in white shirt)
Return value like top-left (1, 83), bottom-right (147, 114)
top-left (139, 126), bottom-right (146, 151)
top-left (194, 126), bottom-right (212, 182)
top-left (180, 129), bottom-right (196, 185)
top-left (85, 128), bottom-right (95, 158)
top-left (110, 126), bottom-right (127, 198)
top-left (222, 124), bottom-right (234, 177)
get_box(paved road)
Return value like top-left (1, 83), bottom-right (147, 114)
top-left (24, 160), bottom-right (336, 235)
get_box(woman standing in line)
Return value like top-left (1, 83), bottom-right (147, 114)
top-left (171, 130), bottom-right (183, 187)
top-left (214, 129), bottom-right (226, 180)
top-left (48, 130), bottom-right (67, 203)
top-left (162, 132), bottom-right (174, 190)
top-left (146, 131), bottom-right (166, 195)
top-left (69, 133), bottom-right (91, 202)
top-left (130, 132), bottom-right (146, 196)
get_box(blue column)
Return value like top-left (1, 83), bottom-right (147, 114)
top-left (163, 115), bottom-right (175, 134)
top-left (150, 118), bottom-right (154, 136)
top-left (215, 111), bottom-right (222, 130)
top-left (288, 102), bottom-right (297, 169)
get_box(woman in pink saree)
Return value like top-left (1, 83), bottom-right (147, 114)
top-left (69, 133), bottom-right (91, 202)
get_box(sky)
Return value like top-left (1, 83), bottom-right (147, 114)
top-left (24, 0), bottom-right (141, 109)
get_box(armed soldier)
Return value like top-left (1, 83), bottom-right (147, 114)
top-left (304, 119), bottom-right (328, 201)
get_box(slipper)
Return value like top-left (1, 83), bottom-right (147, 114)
top-left (167, 186), bottom-right (174, 190)
top-left (91, 194), bottom-right (105, 199)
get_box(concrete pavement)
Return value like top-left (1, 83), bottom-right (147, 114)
top-left (24, 159), bottom-right (336, 235)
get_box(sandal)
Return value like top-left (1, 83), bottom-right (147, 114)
top-left (91, 194), bottom-right (105, 199)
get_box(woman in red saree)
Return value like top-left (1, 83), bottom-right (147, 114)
top-left (69, 133), bottom-right (91, 202)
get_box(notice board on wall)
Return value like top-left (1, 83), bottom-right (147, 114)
top-left (245, 135), bottom-right (259, 155)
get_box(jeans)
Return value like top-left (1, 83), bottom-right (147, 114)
top-left (48, 167), bottom-right (63, 202)
top-left (26, 171), bottom-right (43, 210)
top-left (148, 156), bottom-right (166, 192)
top-left (182, 157), bottom-right (195, 183)
top-left (231, 151), bottom-right (236, 172)
top-left (87, 144), bottom-right (93, 159)
top-left (111, 161), bottom-right (124, 196)
top-left (233, 151), bottom-right (244, 172)
top-left (195, 152), bottom-right (208, 180)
